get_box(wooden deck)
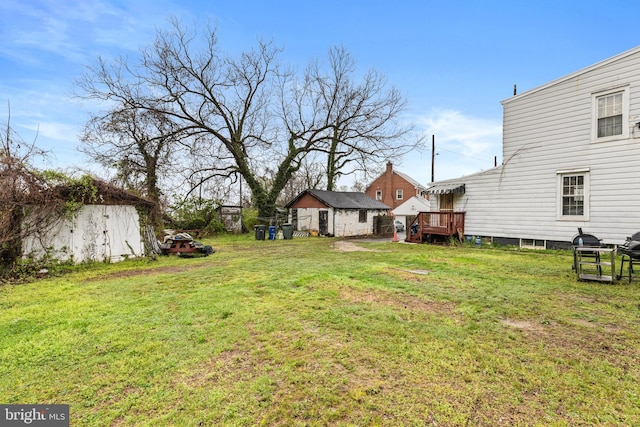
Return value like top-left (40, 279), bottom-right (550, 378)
top-left (406, 211), bottom-right (466, 243)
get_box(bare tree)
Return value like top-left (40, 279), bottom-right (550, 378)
top-left (0, 107), bottom-right (59, 270)
top-left (79, 106), bottom-right (183, 227)
top-left (78, 19), bottom-right (306, 219)
top-left (276, 155), bottom-right (326, 205)
top-left (287, 46), bottom-right (422, 190)
top-left (78, 20), bottom-right (420, 219)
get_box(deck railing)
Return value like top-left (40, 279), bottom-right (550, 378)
top-left (407, 211), bottom-right (466, 243)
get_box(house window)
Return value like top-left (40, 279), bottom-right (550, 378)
top-left (396, 189), bottom-right (403, 200)
top-left (592, 87), bottom-right (629, 141)
top-left (375, 190), bottom-right (382, 200)
top-left (597, 92), bottom-right (622, 137)
top-left (358, 210), bottom-right (367, 223)
top-left (521, 239), bottom-right (546, 250)
top-left (557, 170), bottom-right (589, 220)
top-left (562, 175), bottom-right (584, 215)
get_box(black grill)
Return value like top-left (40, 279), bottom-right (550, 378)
top-left (572, 228), bottom-right (605, 273)
top-left (617, 232), bottom-right (640, 281)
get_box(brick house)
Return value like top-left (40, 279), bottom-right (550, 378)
top-left (365, 162), bottom-right (429, 210)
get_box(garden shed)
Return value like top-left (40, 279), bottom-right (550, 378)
top-left (285, 189), bottom-right (390, 237)
top-left (22, 180), bottom-right (155, 263)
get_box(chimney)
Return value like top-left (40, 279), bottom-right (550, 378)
top-left (385, 162), bottom-right (393, 207)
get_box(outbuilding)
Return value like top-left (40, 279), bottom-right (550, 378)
top-left (391, 195), bottom-right (431, 231)
top-left (22, 179), bottom-right (155, 263)
top-left (286, 189), bottom-right (390, 237)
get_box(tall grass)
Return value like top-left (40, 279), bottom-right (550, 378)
top-left (1, 236), bottom-right (638, 426)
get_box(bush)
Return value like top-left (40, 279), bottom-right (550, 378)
top-left (241, 208), bottom-right (259, 233)
top-left (201, 216), bottom-right (225, 237)
top-left (168, 197), bottom-right (217, 230)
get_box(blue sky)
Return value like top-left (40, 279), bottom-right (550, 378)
top-left (1, 0), bottom-right (639, 187)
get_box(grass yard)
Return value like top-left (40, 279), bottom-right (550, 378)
top-left (1, 236), bottom-right (639, 426)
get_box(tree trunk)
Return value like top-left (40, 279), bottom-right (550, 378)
top-left (145, 161), bottom-right (162, 230)
top-left (0, 208), bottom-right (22, 270)
top-left (326, 135), bottom-right (339, 191)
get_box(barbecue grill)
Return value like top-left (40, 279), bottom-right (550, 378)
top-left (572, 228), bottom-right (605, 273)
top-left (617, 232), bottom-right (640, 281)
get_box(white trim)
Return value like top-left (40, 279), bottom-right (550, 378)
top-left (556, 167), bottom-right (590, 175)
top-left (591, 85), bottom-right (630, 143)
top-left (520, 239), bottom-right (546, 250)
top-left (556, 171), bottom-right (590, 221)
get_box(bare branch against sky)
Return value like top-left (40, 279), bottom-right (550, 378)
top-left (1, 0), bottom-right (638, 184)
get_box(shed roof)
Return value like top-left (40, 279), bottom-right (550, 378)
top-left (286, 189), bottom-right (390, 210)
top-left (54, 178), bottom-right (155, 208)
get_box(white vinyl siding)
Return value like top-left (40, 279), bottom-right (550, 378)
top-left (439, 48), bottom-right (640, 245)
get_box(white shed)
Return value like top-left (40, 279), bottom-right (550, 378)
top-left (286, 189), bottom-right (390, 237)
top-left (22, 180), bottom-right (155, 263)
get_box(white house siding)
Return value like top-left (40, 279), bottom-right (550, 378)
top-left (23, 205), bottom-right (145, 263)
top-left (436, 48), bottom-right (640, 246)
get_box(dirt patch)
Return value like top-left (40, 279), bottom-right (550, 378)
top-left (181, 347), bottom-right (265, 388)
top-left (339, 286), bottom-right (457, 316)
top-left (499, 318), bottom-right (545, 332)
top-left (332, 240), bottom-right (383, 252)
top-left (82, 262), bottom-right (215, 282)
top-left (499, 316), bottom-right (638, 366)
top-left (385, 267), bottom-right (431, 283)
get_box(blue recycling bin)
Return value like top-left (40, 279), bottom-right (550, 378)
top-left (268, 225), bottom-right (277, 240)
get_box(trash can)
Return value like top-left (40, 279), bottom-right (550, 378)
top-left (268, 225), bottom-right (277, 240)
top-left (254, 225), bottom-right (266, 240)
top-left (282, 223), bottom-right (294, 240)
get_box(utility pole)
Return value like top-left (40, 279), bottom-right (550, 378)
top-left (431, 134), bottom-right (435, 183)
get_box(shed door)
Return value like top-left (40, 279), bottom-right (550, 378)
top-left (319, 210), bottom-right (329, 235)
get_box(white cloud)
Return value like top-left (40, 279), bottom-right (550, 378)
top-left (0, 0), bottom-right (163, 66)
top-left (417, 109), bottom-right (502, 160)
top-left (393, 109), bottom-right (503, 184)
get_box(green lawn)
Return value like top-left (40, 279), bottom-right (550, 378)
top-left (1, 236), bottom-right (639, 426)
